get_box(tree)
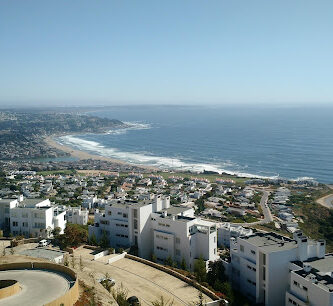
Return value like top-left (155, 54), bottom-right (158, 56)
top-left (180, 257), bottom-right (187, 271)
top-left (58, 223), bottom-right (88, 249)
top-left (111, 283), bottom-right (129, 306)
top-left (89, 233), bottom-right (98, 246)
top-left (194, 257), bottom-right (207, 283)
top-left (99, 230), bottom-right (109, 248)
top-left (151, 253), bottom-right (157, 263)
top-left (164, 256), bottom-right (174, 267)
top-left (52, 227), bottom-right (61, 237)
top-left (207, 260), bottom-right (226, 287)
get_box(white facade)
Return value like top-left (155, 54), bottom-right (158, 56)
top-left (226, 231), bottom-right (327, 306)
top-left (89, 195), bottom-right (218, 270)
top-left (66, 206), bottom-right (89, 225)
top-left (286, 255), bottom-right (333, 306)
top-left (217, 222), bottom-right (253, 248)
top-left (9, 198), bottom-right (66, 238)
top-left (0, 198), bottom-right (18, 232)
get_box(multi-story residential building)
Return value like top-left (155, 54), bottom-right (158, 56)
top-left (0, 198), bottom-right (18, 232)
top-left (217, 222), bottom-right (253, 248)
top-left (225, 231), bottom-right (327, 306)
top-left (10, 198), bottom-right (66, 238)
top-left (286, 255), bottom-right (333, 306)
top-left (65, 206), bottom-right (89, 225)
top-left (89, 195), bottom-right (218, 270)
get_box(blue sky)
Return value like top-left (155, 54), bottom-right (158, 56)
top-left (0, 0), bottom-right (332, 106)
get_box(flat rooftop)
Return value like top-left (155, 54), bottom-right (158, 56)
top-left (241, 232), bottom-right (297, 252)
top-left (165, 206), bottom-right (191, 216)
top-left (19, 248), bottom-right (66, 261)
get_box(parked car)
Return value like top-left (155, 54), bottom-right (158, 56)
top-left (38, 239), bottom-right (49, 247)
top-left (127, 296), bottom-right (140, 306)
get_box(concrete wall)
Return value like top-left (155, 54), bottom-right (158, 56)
top-left (0, 280), bottom-right (20, 300)
top-left (125, 254), bottom-right (226, 304)
top-left (108, 252), bottom-right (127, 264)
top-left (0, 262), bottom-right (79, 306)
top-left (93, 249), bottom-right (109, 260)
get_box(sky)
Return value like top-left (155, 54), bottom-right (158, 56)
top-left (0, 0), bottom-right (333, 107)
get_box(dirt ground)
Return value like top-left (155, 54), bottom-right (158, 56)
top-left (0, 244), bottom-right (212, 305)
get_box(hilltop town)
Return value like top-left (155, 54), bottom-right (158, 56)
top-left (0, 110), bottom-right (333, 305)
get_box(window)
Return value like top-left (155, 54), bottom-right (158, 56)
top-left (176, 238), bottom-right (180, 244)
top-left (263, 253), bottom-right (266, 265)
top-left (240, 245), bottom-right (244, 252)
top-left (251, 250), bottom-right (256, 255)
top-left (133, 209), bottom-right (137, 218)
top-left (134, 219), bottom-right (138, 230)
top-left (303, 286), bottom-right (308, 291)
top-left (12, 221), bottom-right (18, 227)
top-left (293, 281), bottom-right (299, 286)
top-left (117, 212), bottom-right (122, 215)
top-left (123, 213), bottom-right (128, 218)
top-left (108, 211), bottom-right (112, 215)
top-left (22, 222), bottom-right (28, 227)
top-left (214, 248), bottom-right (216, 255)
top-left (214, 237), bottom-right (216, 243)
top-left (22, 213), bottom-right (28, 218)
top-left (175, 249), bottom-right (181, 256)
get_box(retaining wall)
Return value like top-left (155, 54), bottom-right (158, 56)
top-left (107, 252), bottom-right (127, 264)
top-left (0, 280), bottom-right (20, 300)
top-left (0, 262), bottom-right (79, 306)
top-left (125, 254), bottom-right (225, 304)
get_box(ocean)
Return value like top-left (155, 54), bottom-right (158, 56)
top-left (56, 105), bottom-right (333, 183)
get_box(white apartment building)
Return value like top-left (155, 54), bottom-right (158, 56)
top-left (217, 222), bottom-right (253, 248)
top-left (286, 255), bottom-right (333, 306)
top-left (65, 206), bottom-right (89, 225)
top-left (0, 198), bottom-right (19, 232)
top-left (225, 231), bottom-right (327, 306)
top-left (10, 198), bottom-right (66, 238)
top-left (89, 195), bottom-right (218, 270)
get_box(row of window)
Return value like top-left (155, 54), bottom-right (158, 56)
top-left (116, 223), bottom-right (128, 228)
top-left (12, 221), bottom-right (30, 227)
top-left (156, 234), bottom-right (168, 240)
top-left (247, 265), bottom-right (256, 272)
top-left (158, 223), bottom-right (170, 228)
top-left (116, 234), bottom-right (128, 238)
top-left (247, 279), bottom-right (256, 286)
top-left (156, 246), bottom-right (168, 252)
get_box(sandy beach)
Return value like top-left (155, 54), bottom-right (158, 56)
top-left (316, 185), bottom-right (333, 209)
top-left (44, 136), bottom-right (158, 171)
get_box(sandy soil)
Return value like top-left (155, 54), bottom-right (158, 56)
top-left (316, 185), bottom-right (333, 209)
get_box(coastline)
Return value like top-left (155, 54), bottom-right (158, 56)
top-left (44, 136), bottom-right (158, 171)
top-left (316, 185), bottom-right (333, 209)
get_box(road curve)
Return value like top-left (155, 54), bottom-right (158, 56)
top-left (0, 269), bottom-right (70, 306)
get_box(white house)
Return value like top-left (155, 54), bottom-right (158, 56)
top-left (217, 222), bottom-right (253, 248)
top-left (66, 206), bottom-right (89, 225)
top-left (9, 198), bottom-right (66, 238)
top-left (0, 198), bottom-right (19, 232)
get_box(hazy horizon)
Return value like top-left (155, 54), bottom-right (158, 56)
top-left (1, 1), bottom-right (333, 107)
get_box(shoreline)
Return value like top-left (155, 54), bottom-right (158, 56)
top-left (44, 136), bottom-right (158, 171)
top-left (316, 185), bottom-right (333, 209)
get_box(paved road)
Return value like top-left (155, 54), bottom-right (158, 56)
top-left (0, 270), bottom-right (70, 306)
top-left (231, 190), bottom-right (272, 226)
top-left (260, 190), bottom-right (273, 223)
